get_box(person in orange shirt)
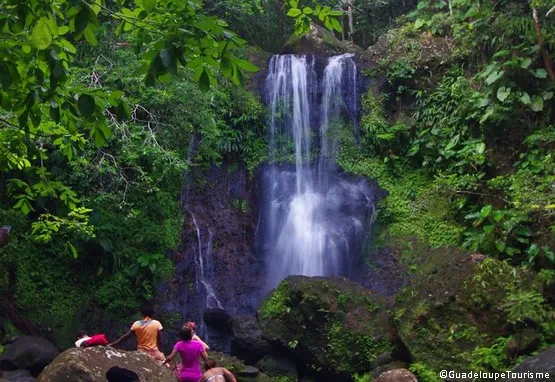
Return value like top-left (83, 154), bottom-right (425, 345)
top-left (109, 304), bottom-right (165, 362)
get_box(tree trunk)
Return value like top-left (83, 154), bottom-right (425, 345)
top-left (533, 7), bottom-right (555, 81)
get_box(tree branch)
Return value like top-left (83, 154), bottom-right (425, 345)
top-left (533, 7), bottom-right (555, 81)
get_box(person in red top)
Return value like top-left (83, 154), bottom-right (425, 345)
top-left (109, 304), bottom-right (165, 362)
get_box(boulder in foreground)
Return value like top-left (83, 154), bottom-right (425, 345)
top-left (37, 346), bottom-right (175, 382)
top-left (0, 336), bottom-right (59, 377)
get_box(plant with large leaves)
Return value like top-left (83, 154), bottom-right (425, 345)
top-left (0, 0), bottom-right (258, 255)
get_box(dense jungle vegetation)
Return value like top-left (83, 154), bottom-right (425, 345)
top-left (0, 0), bottom-right (554, 379)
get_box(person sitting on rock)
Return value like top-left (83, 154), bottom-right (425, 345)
top-left (164, 326), bottom-right (208, 382)
top-left (75, 330), bottom-right (92, 347)
top-left (184, 321), bottom-right (209, 351)
top-left (75, 330), bottom-right (109, 347)
top-left (106, 366), bottom-right (139, 382)
top-left (109, 303), bottom-right (165, 362)
top-left (201, 359), bottom-right (237, 382)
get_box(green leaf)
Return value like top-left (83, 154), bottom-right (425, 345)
top-left (496, 86), bottom-right (511, 102)
top-left (519, 58), bottom-right (532, 69)
top-left (531, 68), bottom-right (547, 79)
top-left (75, 7), bottom-right (90, 34)
top-left (485, 70), bottom-right (504, 85)
top-left (91, 126), bottom-right (105, 147)
top-left (531, 96), bottom-right (544, 112)
top-left (68, 242), bottom-right (78, 259)
top-left (84, 25), bottom-right (98, 45)
top-left (415, 18), bottom-right (426, 29)
top-left (519, 92), bottom-right (531, 105)
top-left (480, 106), bottom-right (494, 123)
top-left (220, 55), bottom-right (233, 77)
top-left (542, 91), bottom-right (553, 100)
top-left (50, 105), bottom-right (60, 123)
top-left (287, 8), bottom-right (302, 17)
top-left (78, 94), bottom-right (96, 117)
top-left (144, 72), bottom-right (156, 87)
top-left (58, 25), bottom-right (70, 35)
top-left (199, 69), bottom-right (210, 92)
top-left (476, 142), bottom-right (486, 154)
top-left (234, 58), bottom-right (258, 73)
top-left (143, 0), bottom-right (156, 10)
top-left (328, 10), bottom-right (343, 16)
top-left (303, 7), bottom-right (312, 14)
top-left (330, 17), bottom-right (342, 33)
top-left (31, 18), bottom-right (53, 50)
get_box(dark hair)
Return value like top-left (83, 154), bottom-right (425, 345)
top-left (178, 326), bottom-right (193, 341)
top-left (140, 303), bottom-right (154, 318)
top-left (205, 359), bottom-right (216, 370)
top-left (106, 366), bottom-right (139, 382)
top-left (76, 330), bottom-right (88, 339)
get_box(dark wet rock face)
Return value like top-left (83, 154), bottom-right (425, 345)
top-left (231, 316), bottom-right (272, 365)
top-left (36, 347), bottom-right (174, 382)
top-left (0, 336), bottom-right (59, 377)
top-left (157, 165), bottom-right (263, 352)
top-left (359, 245), bottom-right (406, 299)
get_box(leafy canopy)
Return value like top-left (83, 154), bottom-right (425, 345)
top-left (0, 0), bottom-right (258, 251)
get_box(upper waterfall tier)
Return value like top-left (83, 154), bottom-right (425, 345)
top-left (259, 54), bottom-right (375, 291)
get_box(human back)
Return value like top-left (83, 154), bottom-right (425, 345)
top-left (132, 318), bottom-right (162, 350)
top-left (175, 339), bottom-right (205, 374)
top-left (201, 360), bottom-right (236, 382)
top-left (164, 326), bottom-right (208, 382)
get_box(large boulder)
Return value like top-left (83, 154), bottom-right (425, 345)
top-left (374, 369), bottom-right (417, 382)
top-left (36, 346), bottom-right (175, 382)
top-left (394, 247), bottom-right (543, 372)
top-left (507, 346), bottom-right (555, 381)
top-left (231, 316), bottom-right (273, 364)
top-left (0, 369), bottom-right (36, 381)
top-left (0, 336), bottom-right (59, 376)
top-left (257, 276), bottom-right (400, 381)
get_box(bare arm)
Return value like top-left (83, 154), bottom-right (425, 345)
top-left (164, 349), bottom-right (178, 363)
top-left (223, 368), bottom-right (237, 382)
top-left (157, 328), bottom-right (163, 350)
top-left (193, 334), bottom-right (210, 351)
top-left (109, 330), bottom-right (133, 347)
top-left (200, 350), bottom-right (208, 363)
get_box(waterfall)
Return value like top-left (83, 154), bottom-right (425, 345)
top-left (260, 54), bottom-right (374, 291)
top-left (191, 213), bottom-right (223, 309)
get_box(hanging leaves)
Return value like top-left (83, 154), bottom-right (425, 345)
top-left (31, 18), bottom-right (53, 50)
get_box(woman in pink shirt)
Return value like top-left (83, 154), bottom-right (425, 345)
top-left (165, 326), bottom-right (208, 382)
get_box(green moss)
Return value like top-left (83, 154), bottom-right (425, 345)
top-left (325, 318), bottom-right (392, 374)
top-left (258, 277), bottom-right (395, 379)
top-left (258, 280), bottom-right (291, 320)
top-left (338, 155), bottom-right (463, 250)
top-left (393, 248), bottom-right (550, 371)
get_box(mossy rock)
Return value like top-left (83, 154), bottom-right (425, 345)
top-left (393, 246), bottom-right (537, 372)
top-left (258, 276), bottom-right (398, 381)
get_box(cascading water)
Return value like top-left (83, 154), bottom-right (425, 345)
top-left (260, 54), bottom-right (376, 291)
top-left (191, 213), bottom-right (223, 310)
